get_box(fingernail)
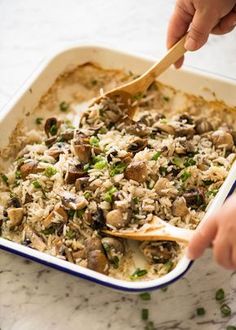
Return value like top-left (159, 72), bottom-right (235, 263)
top-left (184, 37), bottom-right (196, 51)
top-left (186, 249), bottom-right (194, 260)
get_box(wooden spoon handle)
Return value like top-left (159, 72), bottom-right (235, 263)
top-left (121, 34), bottom-right (187, 95)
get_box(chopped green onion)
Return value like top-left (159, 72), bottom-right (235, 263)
top-left (98, 127), bottom-right (107, 134)
top-left (102, 242), bottom-right (110, 253)
top-left (184, 158), bottom-right (196, 167)
top-left (109, 162), bottom-right (127, 177)
top-left (32, 180), bottom-right (42, 189)
top-left (196, 307), bottom-right (206, 316)
top-left (35, 117), bottom-right (43, 125)
top-left (159, 166), bottom-right (167, 176)
top-left (15, 171), bottom-right (22, 180)
top-left (215, 288), bottom-right (225, 301)
top-left (94, 159), bottom-right (107, 170)
top-left (130, 268), bottom-right (148, 280)
top-left (50, 124), bottom-right (58, 136)
top-left (142, 309), bottom-right (149, 321)
top-left (132, 196), bottom-right (140, 204)
top-left (76, 209), bottom-right (85, 218)
top-left (0, 173), bottom-right (8, 185)
top-left (66, 229), bottom-right (76, 239)
top-left (44, 166), bottom-right (57, 178)
top-left (68, 209), bottom-right (75, 218)
top-left (84, 191), bottom-right (92, 199)
top-left (111, 256), bottom-right (119, 269)
top-left (164, 261), bottom-right (174, 272)
top-left (59, 101), bottom-right (69, 112)
top-left (161, 286), bottom-right (168, 292)
top-left (104, 186), bottom-right (117, 203)
top-left (83, 164), bottom-right (90, 172)
top-left (220, 304), bottom-right (231, 317)
top-left (151, 151), bottom-right (161, 161)
top-left (226, 326), bottom-right (236, 330)
top-left (89, 136), bottom-right (100, 147)
top-left (41, 227), bottom-right (55, 235)
top-left (180, 170), bottom-right (191, 182)
top-left (206, 189), bottom-right (219, 197)
top-left (139, 292), bottom-right (151, 301)
top-left (203, 179), bottom-right (214, 186)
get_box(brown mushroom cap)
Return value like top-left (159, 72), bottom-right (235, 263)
top-left (85, 237), bottom-right (103, 253)
top-left (172, 197), bottom-right (189, 217)
top-left (140, 241), bottom-right (179, 264)
top-left (211, 130), bottom-right (234, 151)
top-left (19, 161), bottom-right (42, 179)
top-left (7, 208), bottom-right (24, 228)
top-left (101, 237), bottom-right (125, 256)
top-left (154, 122), bottom-right (175, 135)
top-left (44, 117), bottom-right (60, 137)
top-left (127, 138), bottom-right (148, 154)
top-left (65, 166), bottom-right (87, 184)
top-left (124, 161), bottom-right (148, 183)
top-left (87, 250), bottom-right (109, 274)
top-left (195, 118), bottom-right (213, 134)
top-left (106, 209), bottom-right (129, 229)
top-left (72, 142), bottom-right (92, 163)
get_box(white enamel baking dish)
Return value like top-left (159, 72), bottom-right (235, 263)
top-left (0, 45), bottom-right (236, 292)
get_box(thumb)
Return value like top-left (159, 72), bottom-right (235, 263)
top-left (187, 215), bottom-right (218, 260)
top-left (185, 9), bottom-right (218, 51)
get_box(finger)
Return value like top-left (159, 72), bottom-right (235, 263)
top-left (185, 9), bottom-right (219, 51)
top-left (167, 3), bottom-right (193, 49)
top-left (187, 216), bottom-right (217, 260)
top-left (174, 55), bottom-right (185, 69)
top-left (213, 234), bottom-right (234, 270)
top-left (211, 10), bottom-right (236, 35)
top-left (231, 246), bottom-right (236, 270)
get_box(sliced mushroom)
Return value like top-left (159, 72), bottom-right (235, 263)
top-left (75, 177), bottom-right (90, 191)
top-left (59, 129), bottom-right (74, 141)
top-left (183, 189), bottom-right (205, 208)
top-left (85, 237), bottom-right (103, 253)
top-left (178, 114), bottom-right (194, 125)
top-left (64, 247), bottom-right (74, 263)
top-left (154, 178), bottom-right (178, 197)
top-left (175, 140), bottom-right (195, 155)
top-left (44, 117), bottom-right (60, 137)
top-left (25, 226), bottom-right (46, 252)
top-left (43, 205), bottom-right (68, 229)
top-left (195, 118), bottom-right (213, 134)
top-left (140, 241), bottom-right (179, 264)
top-left (19, 161), bottom-right (42, 179)
top-left (153, 122), bottom-right (175, 135)
top-left (125, 121), bottom-right (150, 137)
top-left (72, 249), bottom-right (86, 261)
top-left (211, 130), bottom-right (234, 151)
top-left (124, 161), bottom-right (148, 183)
top-left (127, 138), bottom-right (148, 154)
top-left (172, 197), bottom-right (189, 217)
top-left (65, 165), bottom-right (87, 184)
top-left (106, 209), bottom-right (129, 229)
top-left (7, 196), bottom-right (22, 208)
top-left (47, 142), bottom-right (68, 159)
top-left (139, 113), bottom-right (155, 126)
top-left (175, 125), bottom-right (195, 138)
top-left (60, 191), bottom-right (88, 210)
top-left (45, 137), bottom-right (57, 147)
top-left (87, 250), bottom-right (109, 274)
top-left (72, 141), bottom-right (92, 163)
top-left (7, 208), bottom-right (24, 228)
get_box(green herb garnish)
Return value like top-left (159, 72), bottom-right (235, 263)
top-left (226, 326), bottom-right (236, 330)
top-left (130, 268), bottom-right (148, 280)
top-left (206, 189), bottom-right (218, 197)
top-left (35, 117), bottom-right (43, 125)
top-left (15, 171), bottom-right (22, 180)
top-left (91, 79), bottom-right (98, 86)
top-left (0, 173), bottom-right (8, 185)
top-left (215, 288), bottom-right (225, 301)
top-left (142, 309), bottom-right (149, 321)
top-left (159, 166), bottom-right (167, 176)
top-left (161, 286), bottom-right (168, 292)
top-left (50, 124), bottom-right (58, 136)
top-left (68, 209), bottom-right (75, 218)
top-left (98, 127), bottom-right (107, 134)
top-left (172, 157), bottom-right (183, 167)
top-left (180, 170), bottom-right (191, 182)
top-left (151, 151), bottom-right (161, 161)
top-left (164, 261), bottom-right (174, 272)
top-left (59, 101), bottom-right (69, 112)
top-left (139, 292), bottom-right (151, 301)
top-left (111, 256), bottom-right (119, 269)
top-left (196, 307), bottom-right (206, 316)
top-left (44, 166), bottom-right (57, 178)
top-left (144, 321), bottom-right (155, 330)
top-left (66, 229), bottom-right (76, 239)
top-left (89, 136), bottom-right (100, 147)
top-left (203, 179), bottom-right (214, 186)
top-left (94, 159), bottom-right (108, 170)
top-left (220, 304), bottom-right (231, 317)
top-left (84, 191), bottom-right (92, 199)
top-left (132, 196), bottom-right (140, 204)
top-left (184, 158), bottom-right (196, 167)
top-left (83, 164), bottom-right (90, 172)
top-left (104, 186), bottom-right (117, 203)
top-left (41, 227), bottom-right (55, 235)
top-left (76, 209), bottom-right (85, 218)
top-left (32, 180), bottom-right (42, 189)
top-left (163, 96), bottom-right (170, 102)
top-left (109, 162), bottom-right (127, 177)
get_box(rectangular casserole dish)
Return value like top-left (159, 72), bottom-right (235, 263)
top-left (0, 45), bottom-right (236, 292)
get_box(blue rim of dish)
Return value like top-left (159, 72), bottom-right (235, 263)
top-left (1, 180), bottom-right (235, 292)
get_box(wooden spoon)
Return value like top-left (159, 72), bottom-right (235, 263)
top-left (91, 34), bottom-right (187, 113)
top-left (103, 216), bottom-right (194, 244)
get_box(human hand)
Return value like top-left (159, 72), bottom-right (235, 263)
top-left (187, 195), bottom-right (236, 270)
top-left (167, 0), bottom-right (236, 68)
